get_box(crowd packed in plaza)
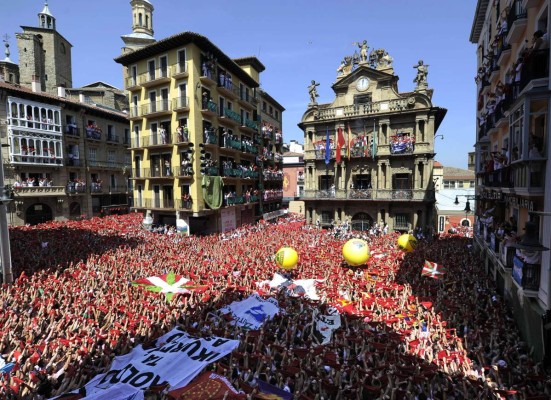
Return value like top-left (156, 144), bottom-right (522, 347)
top-left (1, 213), bottom-right (550, 399)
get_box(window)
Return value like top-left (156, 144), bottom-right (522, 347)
top-left (510, 104), bottom-right (524, 161)
top-left (124, 128), bottom-right (130, 145)
top-left (148, 60), bottom-right (155, 80)
top-left (275, 110), bottom-right (279, 121)
top-left (353, 174), bottom-right (372, 189)
top-left (395, 213), bottom-right (409, 229)
top-left (443, 180), bottom-right (455, 189)
top-left (159, 56), bottom-right (168, 77)
top-left (177, 49), bottom-right (186, 73)
top-left (392, 173), bottom-right (410, 189)
top-left (262, 101), bottom-right (267, 112)
top-left (269, 105), bottom-right (273, 116)
top-left (470, 180), bottom-right (475, 187)
top-left (457, 181), bottom-right (464, 188)
top-left (319, 175), bottom-right (333, 190)
top-left (88, 147), bottom-right (97, 161)
top-left (354, 94), bottom-right (372, 105)
top-left (107, 150), bottom-right (116, 163)
top-left (321, 211), bottom-right (332, 224)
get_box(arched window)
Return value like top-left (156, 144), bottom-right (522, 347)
top-left (145, 15), bottom-right (149, 28)
top-left (138, 13), bottom-right (143, 26)
top-left (461, 219), bottom-right (471, 227)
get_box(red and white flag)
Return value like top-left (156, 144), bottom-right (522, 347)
top-left (421, 260), bottom-right (445, 279)
top-left (336, 127), bottom-right (345, 163)
top-left (132, 272), bottom-right (208, 300)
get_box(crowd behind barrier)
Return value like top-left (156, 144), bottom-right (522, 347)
top-left (0, 214), bottom-right (549, 399)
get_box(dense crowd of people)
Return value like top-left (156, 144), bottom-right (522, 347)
top-left (1, 213), bottom-right (550, 399)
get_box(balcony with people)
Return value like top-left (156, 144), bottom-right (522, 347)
top-left (389, 132), bottom-right (415, 155)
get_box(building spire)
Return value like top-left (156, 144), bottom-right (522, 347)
top-left (38, 1), bottom-right (56, 30)
top-left (2, 34), bottom-right (13, 63)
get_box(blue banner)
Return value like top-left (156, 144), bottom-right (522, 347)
top-left (325, 127), bottom-right (331, 165)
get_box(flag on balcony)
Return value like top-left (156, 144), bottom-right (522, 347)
top-left (324, 127), bottom-right (331, 165)
top-left (132, 272), bottom-right (208, 301)
top-left (421, 260), bottom-right (445, 279)
top-left (336, 127), bottom-right (345, 163)
top-left (347, 122), bottom-right (352, 160)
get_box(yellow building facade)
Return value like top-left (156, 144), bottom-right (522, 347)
top-left (116, 1), bottom-right (282, 234)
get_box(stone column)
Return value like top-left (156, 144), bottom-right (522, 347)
top-left (377, 163), bottom-right (382, 189)
top-left (386, 163), bottom-right (392, 190)
top-left (413, 161), bottom-right (419, 189)
top-left (413, 210), bottom-right (418, 228)
top-left (422, 161), bottom-right (429, 190)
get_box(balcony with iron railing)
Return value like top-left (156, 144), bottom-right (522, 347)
top-left (141, 100), bottom-right (171, 117)
top-left (66, 182), bottom-right (87, 194)
top-left (125, 76), bottom-right (140, 90)
top-left (106, 134), bottom-right (119, 144)
top-left (301, 188), bottom-right (433, 201)
top-left (519, 49), bottom-right (549, 93)
top-left (135, 198), bottom-right (176, 209)
top-left (238, 91), bottom-right (258, 109)
top-left (173, 96), bottom-right (190, 112)
top-left (223, 168), bottom-right (244, 178)
top-left (221, 108), bottom-right (242, 125)
top-left (480, 166), bottom-right (514, 188)
top-left (64, 125), bottom-right (80, 137)
top-left (90, 183), bottom-right (103, 194)
top-left (225, 195), bottom-right (245, 206)
top-left (178, 198), bottom-right (193, 210)
top-left (85, 126), bottom-right (102, 140)
top-left (506, 0), bottom-right (527, 44)
top-left (217, 78), bottom-right (238, 99)
top-left (172, 62), bottom-right (189, 78)
top-left (142, 166), bottom-right (175, 178)
top-left (203, 131), bottom-right (219, 146)
top-left (108, 185), bottom-right (129, 193)
top-left (173, 166), bottom-right (194, 177)
top-left (202, 100), bottom-right (218, 116)
top-left (88, 160), bottom-right (129, 170)
top-left (242, 118), bottom-right (258, 132)
top-left (139, 67), bottom-right (171, 87)
top-left (512, 255), bottom-right (540, 292)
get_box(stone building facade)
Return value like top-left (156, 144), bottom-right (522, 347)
top-left (0, 2), bottom-right (130, 226)
top-left (299, 43), bottom-right (446, 231)
top-left (16, 2), bottom-right (73, 94)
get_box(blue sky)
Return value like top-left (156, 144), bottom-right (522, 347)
top-left (2, 0), bottom-right (477, 169)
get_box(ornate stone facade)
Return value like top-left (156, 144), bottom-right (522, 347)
top-left (298, 41), bottom-right (446, 232)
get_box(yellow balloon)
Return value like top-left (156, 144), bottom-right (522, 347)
top-left (397, 234), bottom-right (417, 253)
top-left (342, 239), bottom-right (370, 266)
top-left (275, 246), bottom-right (299, 270)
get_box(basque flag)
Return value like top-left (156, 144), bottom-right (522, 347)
top-left (421, 260), bottom-right (445, 279)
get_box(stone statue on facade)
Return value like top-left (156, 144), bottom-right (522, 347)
top-left (336, 56), bottom-right (353, 77)
top-left (308, 80), bottom-right (320, 105)
top-left (353, 40), bottom-right (369, 63)
top-left (369, 48), bottom-right (393, 70)
top-left (413, 60), bottom-right (429, 90)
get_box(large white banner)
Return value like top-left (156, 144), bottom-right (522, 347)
top-left (312, 309), bottom-right (341, 345)
top-left (73, 328), bottom-right (239, 399)
top-left (220, 294), bottom-right (279, 330)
